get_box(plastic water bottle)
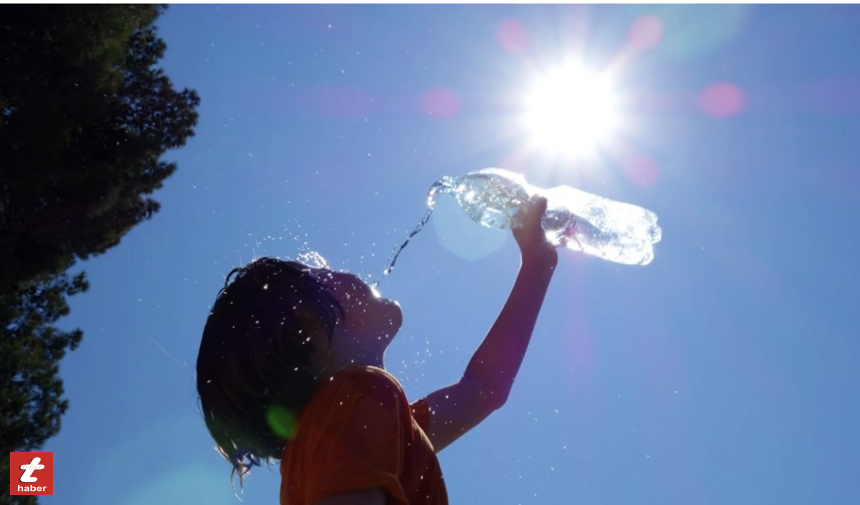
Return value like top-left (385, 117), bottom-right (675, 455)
top-left (429, 167), bottom-right (662, 265)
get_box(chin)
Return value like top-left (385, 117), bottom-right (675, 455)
top-left (382, 299), bottom-right (403, 337)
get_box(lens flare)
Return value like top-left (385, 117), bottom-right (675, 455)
top-left (266, 404), bottom-right (297, 440)
top-left (421, 88), bottom-right (461, 119)
top-left (699, 83), bottom-right (745, 118)
top-left (624, 154), bottom-right (660, 187)
top-left (627, 15), bottom-right (664, 52)
top-left (497, 19), bottom-right (529, 53)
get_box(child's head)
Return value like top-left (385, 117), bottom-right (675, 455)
top-left (196, 257), bottom-right (402, 484)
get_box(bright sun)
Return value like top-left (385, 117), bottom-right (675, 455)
top-left (522, 64), bottom-right (620, 158)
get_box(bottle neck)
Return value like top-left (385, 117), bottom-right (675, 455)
top-left (426, 175), bottom-right (459, 208)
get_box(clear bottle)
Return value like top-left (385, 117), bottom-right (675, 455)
top-left (430, 167), bottom-right (662, 265)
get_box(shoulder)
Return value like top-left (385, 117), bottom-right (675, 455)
top-left (339, 367), bottom-right (408, 412)
top-left (312, 366), bottom-right (408, 414)
top-left (283, 368), bottom-right (416, 505)
top-left (328, 366), bottom-right (405, 396)
top-left (308, 367), bottom-right (412, 444)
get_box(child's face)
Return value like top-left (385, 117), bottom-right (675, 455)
top-left (307, 267), bottom-right (402, 372)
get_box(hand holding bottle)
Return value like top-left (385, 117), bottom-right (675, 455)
top-left (513, 196), bottom-right (558, 267)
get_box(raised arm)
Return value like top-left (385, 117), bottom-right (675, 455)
top-left (421, 197), bottom-right (558, 452)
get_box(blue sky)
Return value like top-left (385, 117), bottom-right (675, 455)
top-left (44, 5), bottom-right (860, 505)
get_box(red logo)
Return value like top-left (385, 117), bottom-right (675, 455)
top-left (9, 452), bottom-right (53, 496)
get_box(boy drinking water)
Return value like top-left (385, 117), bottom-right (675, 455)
top-left (197, 197), bottom-right (557, 505)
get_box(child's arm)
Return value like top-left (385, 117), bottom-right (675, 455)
top-left (421, 197), bottom-right (558, 452)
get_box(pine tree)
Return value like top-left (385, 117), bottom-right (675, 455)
top-left (0, 7), bottom-right (200, 498)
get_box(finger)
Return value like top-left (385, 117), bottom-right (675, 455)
top-left (528, 197), bottom-right (547, 224)
top-left (516, 196), bottom-right (546, 228)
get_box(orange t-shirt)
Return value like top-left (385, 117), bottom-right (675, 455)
top-left (280, 366), bottom-right (448, 505)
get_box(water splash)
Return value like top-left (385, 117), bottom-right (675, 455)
top-left (296, 250), bottom-right (331, 270)
top-left (370, 177), bottom-right (456, 289)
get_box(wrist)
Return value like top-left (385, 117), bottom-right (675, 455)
top-left (521, 248), bottom-right (558, 271)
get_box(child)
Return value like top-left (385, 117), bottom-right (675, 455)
top-left (197, 197), bottom-right (558, 505)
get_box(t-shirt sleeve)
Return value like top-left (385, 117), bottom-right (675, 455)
top-left (303, 371), bottom-right (410, 505)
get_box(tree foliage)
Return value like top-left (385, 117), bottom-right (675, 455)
top-left (0, 6), bottom-right (199, 493)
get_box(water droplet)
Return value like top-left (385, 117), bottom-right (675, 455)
top-left (296, 251), bottom-right (331, 269)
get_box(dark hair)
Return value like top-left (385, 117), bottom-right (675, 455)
top-left (196, 257), bottom-right (344, 491)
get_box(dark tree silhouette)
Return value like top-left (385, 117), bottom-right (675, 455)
top-left (0, 6), bottom-right (199, 498)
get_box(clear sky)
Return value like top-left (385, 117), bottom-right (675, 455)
top-left (44, 4), bottom-right (860, 505)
